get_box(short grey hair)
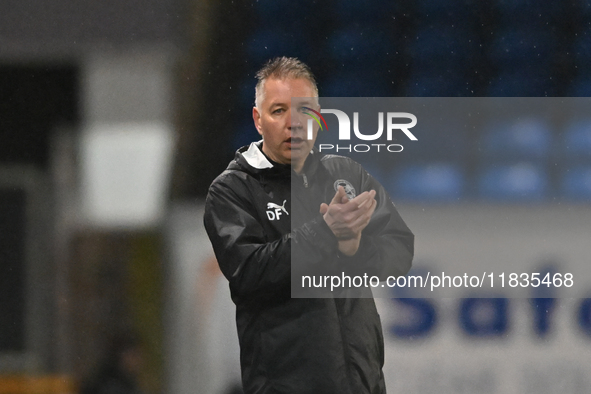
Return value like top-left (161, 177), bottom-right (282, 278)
top-left (254, 57), bottom-right (319, 109)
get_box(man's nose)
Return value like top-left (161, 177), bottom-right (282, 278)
top-left (290, 109), bottom-right (304, 129)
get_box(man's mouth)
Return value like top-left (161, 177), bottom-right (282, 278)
top-left (287, 137), bottom-right (304, 147)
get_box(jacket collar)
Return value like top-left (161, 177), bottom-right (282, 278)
top-left (234, 140), bottom-right (322, 178)
top-left (242, 141), bottom-right (274, 169)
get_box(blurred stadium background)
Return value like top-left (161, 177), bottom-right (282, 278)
top-left (1, 0), bottom-right (591, 393)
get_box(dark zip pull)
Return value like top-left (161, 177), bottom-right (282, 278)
top-left (302, 173), bottom-right (309, 188)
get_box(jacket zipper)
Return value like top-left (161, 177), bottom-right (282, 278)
top-left (302, 173), bottom-right (309, 188)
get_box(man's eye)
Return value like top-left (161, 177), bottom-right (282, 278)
top-left (273, 108), bottom-right (284, 114)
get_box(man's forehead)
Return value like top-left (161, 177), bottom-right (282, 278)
top-left (293, 97), bottom-right (319, 107)
top-left (263, 77), bottom-right (317, 101)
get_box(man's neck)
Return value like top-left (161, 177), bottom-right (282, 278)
top-left (292, 160), bottom-right (304, 174)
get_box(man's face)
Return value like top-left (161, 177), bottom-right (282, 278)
top-left (253, 77), bottom-right (319, 172)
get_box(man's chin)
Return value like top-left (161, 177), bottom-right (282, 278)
top-left (290, 144), bottom-right (311, 153)
top-left (290, 150), bottom-right (312, 166)
top-left (290, 149), bottom-right (305, 159)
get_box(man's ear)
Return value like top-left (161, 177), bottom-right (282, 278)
top-left (253, 107), bottom-right (263, 136)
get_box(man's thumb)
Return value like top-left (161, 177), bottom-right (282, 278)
top-left (319, 203), bottom-right (328, 215)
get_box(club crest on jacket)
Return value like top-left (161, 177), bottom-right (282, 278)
top-left (334, 179), bottom-right (356, 199)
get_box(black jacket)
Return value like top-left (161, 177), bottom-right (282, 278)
top-left (204, 141), bottom-right (414, 394)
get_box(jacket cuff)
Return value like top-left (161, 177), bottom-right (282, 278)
top-left (336, 234), bottom-right (372, 262)
top-left (304, 214), bottom-right (339, 255)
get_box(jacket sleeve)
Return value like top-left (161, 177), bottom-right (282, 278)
top-left (203, 175), bottom-right (339, 301)
top-left (336, 162), bottom-right (415, 279)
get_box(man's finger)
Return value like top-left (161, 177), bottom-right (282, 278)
top-left (348, 198), bottom-right (377, 234)
top-left (330, 186), bottom-right (348, 205)
top-left (341, 191), bottom-right (376, 215)
top-left (352, 190), bottom-right (376, 208)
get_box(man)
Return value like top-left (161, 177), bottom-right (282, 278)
top-left (204, 57), bottom-right (414, 394)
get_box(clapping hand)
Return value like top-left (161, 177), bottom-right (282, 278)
top-left (320, 186), bottom-right (377, 256)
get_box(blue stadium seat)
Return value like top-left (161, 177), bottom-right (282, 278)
top-left (410, 26), bottom-right (477, 74)
top-left (494, 0), bottom-right (564, 26)
top-left (413, 0), bottom-right (477, 22)
top-left (234, 79), bottom-right (257, 137)
top-left (322, 71), bottom-right (393, 97)
top-left (326, 28), bottom-right (392, 67)
top-left (485, 27), bottom-right (557, 96)
top-left (567, 77), bottom-right (591, 97)
top-left (561, 166), bottom-right (591, 201)
top-left (405, 74), bottom-right (470, 97)
top-left (573, 28), bottom-right (591, 76)
top-left (488, 28), bottom-right (556, 70)
top-left (253, 0), bottom-right (317, 28)
top-left (332, 0), bottom-right (396, 23)
top-left (246, 29), bottom-right (311, 65)
top-left (487, 71), bottom-right (555, 96)
top-left (478, 163), bottom-right (548, 201)
top-left (232, 122), bottom-right (259, 151)
top-left (237, 77), bottom-right (257, 109)
top-left (388, 163), bottom-right (465, 202)
top-left (479, 117), bottom-right (552, 160)
top-left (562, 119), bottom-right (591, 159)
top-left (398, 116), bottom-right (468, 162)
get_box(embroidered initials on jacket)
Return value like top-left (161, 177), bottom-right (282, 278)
top-left (266, 200), bottom-right (289, 221)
